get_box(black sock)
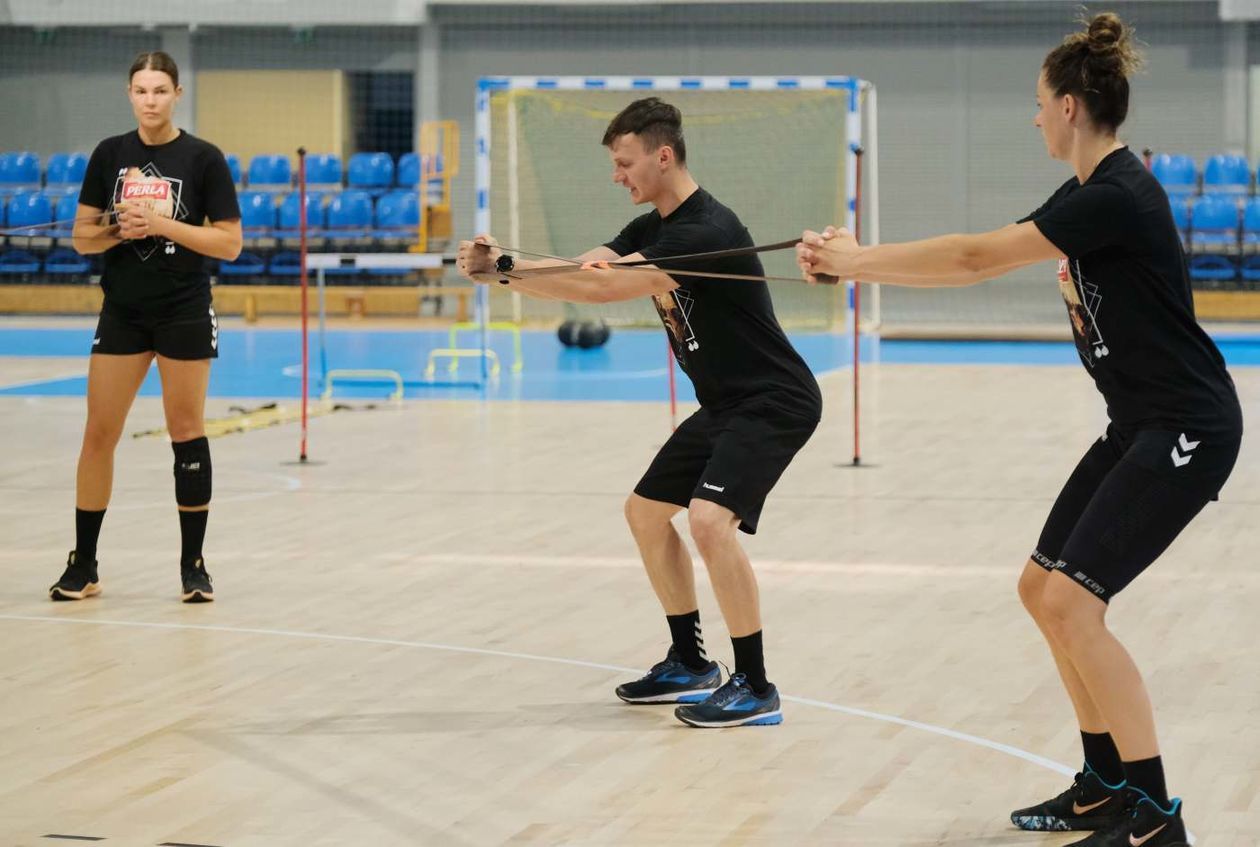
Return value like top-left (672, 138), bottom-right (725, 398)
top-left (74, 508), bottom-right (106, 565)
top-left (1081, 731), bottom-right (1126, 786)
top-left (731, 631), bottom-right (770, 695)
top-left (179, 509), bottom-right (209, 564)
top-left (666, 610), bottom-right (709, 671)
top-left (1123, 756), bottom-right (1170, 809)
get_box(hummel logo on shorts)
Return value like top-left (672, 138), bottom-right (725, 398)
top-left (701, 482), bottom-right (725, 492)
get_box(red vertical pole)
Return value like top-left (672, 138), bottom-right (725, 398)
top-left (297, 147), bottom-right (309, 463)
top-left (852, 145), bottom-right (864, 466)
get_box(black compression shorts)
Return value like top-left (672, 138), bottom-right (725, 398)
top-left (1032, 423), bottom-right (1241, 602)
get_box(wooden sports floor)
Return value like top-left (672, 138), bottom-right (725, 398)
top-left (1, 343), bottom-right (1256, 846)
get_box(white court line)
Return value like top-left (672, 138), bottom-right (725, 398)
top-left (0, 370), bottom-right (88, 391)
top-left (0, 612), bottom-right (1074, 778)
top-left (0, 472), bottom-right (303, 514)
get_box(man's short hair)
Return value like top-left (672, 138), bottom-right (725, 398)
top-left (602, 97), bottom-right (686, 165)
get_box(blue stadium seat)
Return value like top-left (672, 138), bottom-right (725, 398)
top-left (1151, 154), bottom-right (1196, 196)
top-left (6, 191), bottom-right (54, 250)
top-left (325, 190), bottom-right (374, 246)
top-left (219, 251), bottom-right (268, 280)
top-left (1189, 194), bottom-right (1240, 282)
top-left (46, 192), bottom-right (80, 241)
top-left (44, 247), bottom-right (91, 276)
top-left (237, 191), bottom-right (277, 249)
top-left (247, 154), bottom-right (292, 191)
top-left (305, 154), bottom-right (343, 191)
top-left (372, 190), bottom-right (420, 248)
top-left (0, 188), bottom-right (43, 276)
top-left (275, 192), bottom-right (328, 248)
top-left (44, 152), bottom-right (88, 195)
top-left (0, 249), bottom-right (41, 275)
top-left (1203, 154), bottom-right (1250, 195)
top-left (0, 151), bottom-right (42, 197)
top-left (266, 251), bottom-right (304, 282)
top-left (225, 154), bottom-right (243, 186)
top-left (347, 152), bottom-right (394, 195)
top-left (397, 153), bottom-right (420, 188)
top-left (1240, 198), bottom-right (1260, 281)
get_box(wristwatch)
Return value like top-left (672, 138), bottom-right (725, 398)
top-left (495, 253), bottom-right (514, 284)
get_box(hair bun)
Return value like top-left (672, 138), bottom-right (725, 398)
top-left (1087, 12), bottom-right (1125, 55)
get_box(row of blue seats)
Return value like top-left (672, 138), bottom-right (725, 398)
top-left (0, 248), bottom-right (92, 275)
top-left (1171, 194), bottom-right (1260, 282)
top-left (2, 189), bottom-right (422, 241)
top-left (237, 190), bottom-right (421, 240)
top-left (0, 249), bottom-right (420, 281)
top-left (239, 152), bottom-right (444, 193)
top-left (2, 192), bottom-right (81, 235)
top-left (0, 152), bottom-right (86, 194)
top-left (0, 150), bottom-right (443, 195)
top-left (1153, 153), bottom-right (1259, 195)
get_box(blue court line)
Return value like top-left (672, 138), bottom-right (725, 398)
top-left (2, 327), bottom-right (1258, 401)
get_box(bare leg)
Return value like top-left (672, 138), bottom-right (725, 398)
top-left (624, 493), bottom-right (694, 614)
top-left (1018, 561), bottom-right (1107, 733)
top-left (1038, 571), bottom-right (1160, 761)
top-left (76, 353), bottom-right (154, 510)
top-left (686, 499), bottom-right (760, 638)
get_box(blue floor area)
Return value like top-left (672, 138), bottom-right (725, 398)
top-left (2, 325), bottom-right (1259, 401)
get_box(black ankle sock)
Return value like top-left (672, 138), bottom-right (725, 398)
top-left (74, 508), bottom-right (106, 566)
top-left (1081, 731), bottom-right (1126, 786)
top-left (1123, 756), bottom-right (1170, 809)
top-left (731, 631), bottom-right (770, 695)
top-left (179, 509), bottom-right (209, 564)
top-left (666, 610), bottom-right (709, 671)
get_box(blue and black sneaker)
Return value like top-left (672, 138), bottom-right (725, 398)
top-left (1063, 794), bottom-right (1191, 847)
top-left (673, 672), bottom-right (782, 728)
top-left (1011, 766), bottom-right (1129, 831)
top-left (615, 647), bottom-right (722, 704)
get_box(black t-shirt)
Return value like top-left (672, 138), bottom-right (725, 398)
top-left (80, 129), bottom-right (240, 314)
top-left (1022, 147), bottom-right (1241, 434)
top-left (604, 187), bottom-right (821, 416)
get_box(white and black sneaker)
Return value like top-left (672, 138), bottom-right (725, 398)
top-left (49, 551), bottom-right (100, 601)
top-left (180, 558), bottom-right (214, 603)
top-left (615, 647), bottom-right (721, 704)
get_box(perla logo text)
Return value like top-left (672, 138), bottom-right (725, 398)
top-left (122, 181), bottom-right (170, 200)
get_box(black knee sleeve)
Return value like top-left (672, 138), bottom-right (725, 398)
top-left (172, 436), bottom-right (212, 507)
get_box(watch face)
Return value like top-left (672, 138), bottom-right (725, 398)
top-left (495, 254), bottom-right (514, 273)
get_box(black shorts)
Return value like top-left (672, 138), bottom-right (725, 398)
top-left (1032, 423), bottom-right (1241, 602)
top-left (634, 400), bottom-right (819, 534)
top-left (93, 301), bottom-right (219, 360)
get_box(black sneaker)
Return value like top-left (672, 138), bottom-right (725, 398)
top-left (615, 647), bottom-right (721, 704)
top-left (49, 551), bottom-right (100, 601)
top-left (1064, 795), bottom-right (1190, 847)
top-left (1011, 767), bottom-right (1129, 831)
top-left (674, 672), bottom-right (783, 728)
top-left (180, 558), bottom-right (214, 603)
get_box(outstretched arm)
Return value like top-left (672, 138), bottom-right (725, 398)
top-left (456, 236), bottom-right (677, 303)
top-left (796, 223), bottom-right (1062, 287)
